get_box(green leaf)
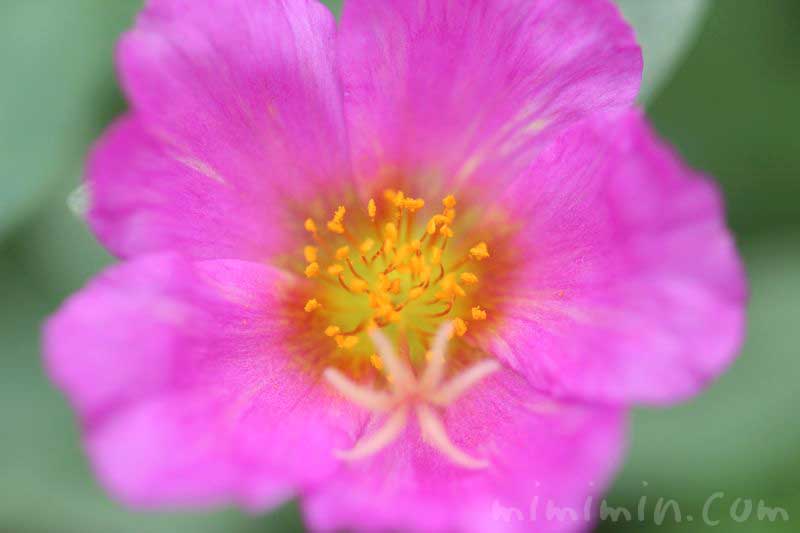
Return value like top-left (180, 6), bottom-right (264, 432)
top-left (614, 0), bottom-right (711, 105)
top-left (321, 0), bottom-right (343, 16)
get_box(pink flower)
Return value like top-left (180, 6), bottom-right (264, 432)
top-left (44, 0), bottom-right (746, 531)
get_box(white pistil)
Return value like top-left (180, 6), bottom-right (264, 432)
top-left (323, 321), bottom-right (501, 469)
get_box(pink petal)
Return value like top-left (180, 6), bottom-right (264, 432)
top-left (338, 0), bottom-right (641, 190)
top-left (90, 0), bottom-right (352, 260)
top-left (44, 254), bottom-right (362, 508)
top-left (488, 110), bottom-right (747, 405)
top-left (304, 368), bottom-right (625, 532)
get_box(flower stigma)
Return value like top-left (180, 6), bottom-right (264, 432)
top-left (324, 322), bottom-right (500, 468)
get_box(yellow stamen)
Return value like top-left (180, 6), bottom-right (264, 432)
top-left (460, 272), bottom-right (479, 285)
top-left (304, 218), bottom-right (318, 234)
top-left (426, 218), bottom-right (438, 235)
top-left (469, 242), bottom-right (490, 261)
top-left (403, 198), bottom-right (425, 212)
top-left (388, 279), bottom-right (401, 295)
top-left (453, 318), bottom-right (468, 337)
top-left (299, 190), bottom-right (491, 357)
top-left (327, 206), bottom-right (346, 234)
top-left (304, 246), bottom-right (318, 263)
top-left (350, 278), bottom-right (369, 294)
top-left (408, 287), bottom-right (424, 300)
top-left (304, 262), bottom-right (320, 278)
top-left (304, 299), bottom-right (322, 313)
top-left (360, 238), bottom-right (375, 254)
top-left (335, 246), bottom-right (350, 260)
top-left (335, 335), bottom-right (360, 349)
top-left (471, 306), bottom-right (487, 320)
top-left (384, 222), bottom-right (398, 242)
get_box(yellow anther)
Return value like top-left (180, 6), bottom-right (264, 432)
top-left (335, 246), bottom-right (350, 260)
top-left (388, 279), bottom-right (401, 295)
top-left (333, 205), bottom-right (346, 221)
top-left (440, 225), bottom-right (454, 238)
top-left (442, 195), bottom-right (457, 209)
top-left (383, 189), bottom-right (398, 202)
top-left (325, 325), bottom-right (341, 337)
top-left (460, 272), bottom-right (479, 285)
top-left (439, 274), bottom-right (466, 298)
top-left (409, 256), bottom-right (423, 275)
top-left (327, 221), bottom-right (345, 234)
top-left (469, 242), bottom-right (490, 261)
top-left (327, 264), bottom-right (344, 275)
top-left (304, 262), bottom-right (320, 278)
top-left (368, 198), bottom-right (377, 219)
top-left (335, 335), bottom-right (360, 349)
top-left (392, 190), bottom-right (406, 207)
top-left (350, 278), bottom-right (369, 294)
top-left (444, 207), bottom-right (456, 221)
top-left (426, 218), bottom-right (438, 235)
top-left (408, 287), bottom-right (424, 300)
top-left (410, 239), bottom-right (422, 252)
top-left (453, 317), bottom-right (468, 337)
top-left (367, 293), bottom-right (380, 309)
top-left (376, 302), bottom-right (394, 317)
top-left (304, 299), bottom-right (322, 313)
top-left (471, 306), bottom-right (487, 320)
top-left (359, 238), bottom-right (375, 254)
top-left (384, 222), bottom-right (398, 242)
top-left (394, 244), bottom-right (411, 263)
top-left (304, 246), bottom-right (318, 263)
top-left (327, 206), bottom-right (346, 234)
top-left (403, 197), bottom-right (425, 212)
top-left (419, 265), bottom-right (432, 283)
top-left (370, 353), bottom-right (383, 370)
top-left (430, 247), bottom-right (443, 265)
top-left (304, 218), bottom-right (318, 233)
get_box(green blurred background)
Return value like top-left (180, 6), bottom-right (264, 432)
top-left (1, 1), bottom-right (797, 531)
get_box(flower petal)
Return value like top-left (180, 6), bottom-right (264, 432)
top-left (44, 254), bottom-right (361, 508)
top-left (90, 0), bottom-right (352, 260)
top-left (338, 0), bottom-right (641, 190)
top-left (489, 110), bottom-right (747, 405)
top-left (304, 368), bottom-right (625, 532)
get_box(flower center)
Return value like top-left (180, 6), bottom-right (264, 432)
top-left (299, 189), bottom-right (492, 375)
